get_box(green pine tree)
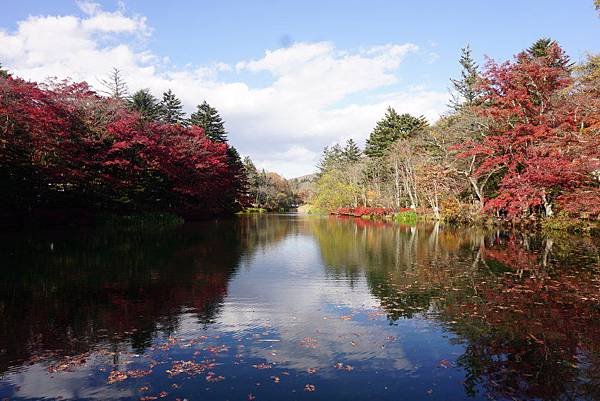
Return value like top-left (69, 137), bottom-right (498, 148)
top-left (243, 156), bottom-right (259, 188)
top-left (129, 89), bottom-right (160, 121)
top-left (0, 62), bottom-right (8, 78)
top-left (317, 144), bottom-right (346, 174)
top-left (450, 45), bottom-right (479, 110)
top-left (527, 38), bottom-right (555, 58)
top-left (343, 139), bottom-right (361, 162)
top-left (364, 107), bottom-right (428, 157)
top-left (189, 101), bottom-right (228, 142)
top-left (159, 89), bottom-right (186, 124)
top-left (225, 146), bottom-right (248, 211)
top-left (525, 38), bottom-right (571, 68)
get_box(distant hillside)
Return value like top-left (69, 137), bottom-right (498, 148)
top-left (290, 173), bottom-right (317, 183)
top-left (289, 173), bottom-right (317, 203)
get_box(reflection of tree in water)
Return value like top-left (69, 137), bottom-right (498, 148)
top-left (446, 235), bottom-right (600, 400)
top-left (312, 217), bottom-right (600, 400)
top-left (311, 217), bottom-right (486, 316)
top-left (0, 216), bottom-right (294, 374)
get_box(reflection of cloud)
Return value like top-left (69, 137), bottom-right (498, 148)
top-left (214, 233), bottom-right (415, 373)
top-left (5, 361), bottom-right (134, 400)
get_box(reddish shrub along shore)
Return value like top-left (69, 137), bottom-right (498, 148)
top-left (333, 207), bottom-right (413, 217)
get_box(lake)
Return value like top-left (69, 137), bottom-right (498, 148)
top-left (1, 214), bottom-right (599, 400)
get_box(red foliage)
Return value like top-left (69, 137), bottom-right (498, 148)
top-left (0, 74), bottom-right (246, 218)
top-left (456, 44), bottom-right (600, 218)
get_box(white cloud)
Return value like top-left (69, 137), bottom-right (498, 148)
top-left (0, 4), bottom-right (449, 177)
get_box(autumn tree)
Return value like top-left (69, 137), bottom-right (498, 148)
top-left (314, 169), bottom-right (360, 211)
top-left (457, 42), bottom-right (578, 217)
top-left (0, 73), bottom-right (248, 221)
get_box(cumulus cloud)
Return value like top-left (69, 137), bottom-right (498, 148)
top-left (0, 4), bottom-right (449, 177)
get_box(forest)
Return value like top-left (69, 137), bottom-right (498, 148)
top-left (0, 66), bottom-right (253, 223)
top-left (1, 38), bottom-right (598, 228)
top-left (311, 39), bottom-right (600, 228)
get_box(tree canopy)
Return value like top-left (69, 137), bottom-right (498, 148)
top-left (190, 101), bottom-right (228, 142)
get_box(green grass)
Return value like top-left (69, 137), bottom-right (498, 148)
top-left (394, 211), bottom-right (417, 225)
top-left (237, 207), bottom-right (266, 214)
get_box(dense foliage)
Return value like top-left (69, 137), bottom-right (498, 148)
top-left (0, 74), bottom-right (248, 221)
top-left (242, 156), bottom-right (301, 211)
top-left (312, 41), bottom-right (600, 223)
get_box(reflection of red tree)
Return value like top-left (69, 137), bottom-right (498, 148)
top-left (445, 237), bottom-right (600, 400)
top-left (0, 268), bottom-right (232, 374)
top-left (481, 238), bottom-right (541, 273)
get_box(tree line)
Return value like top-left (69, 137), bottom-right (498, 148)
top-left (313, 39), bottom-right (600, 223)
top-left (0, 66), bottom-right (248, 222)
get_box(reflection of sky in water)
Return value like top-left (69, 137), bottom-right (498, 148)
top-left (1, 224), bottom-right (477, 400)
top-left (6, 216), bottom-right (596, 400)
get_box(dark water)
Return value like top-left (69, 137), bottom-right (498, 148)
top-left (1, 215), bottom-right (599, 401)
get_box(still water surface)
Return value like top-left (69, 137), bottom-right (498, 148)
top-left (1, 214), bottom-right (599, 400)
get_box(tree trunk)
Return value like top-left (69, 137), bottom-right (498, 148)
top-left (541, 193), bottom-right (553, 217)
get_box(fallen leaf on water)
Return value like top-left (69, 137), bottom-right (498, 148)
top-left (107, 370), bottom-right (128, 384)
top-left (167, 360), bottom-right (214, 377)
top-left (205, 345), bottom-right (228, 355)
top-left (438, 359), bottom-right (452, 368)
top-left (128, 369), bottom-right (152, 379)
top-left (206, 372), bottom-right (225, 382)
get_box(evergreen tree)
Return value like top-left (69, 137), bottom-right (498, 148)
top-left (527, 38), bottom-right (554, 58)
top-left (525, 38), bottom-right (571, 68)
top-left (364, 107), bottom-right (428, 157)
top-left (189, 101), bottom-right (228, 142)
top-left (225, 146), bottom-right (248, 211)
top-left (243, 156), bottom-right (259, 188)
top-left (158, 89), bottom-right (186, 124)
top-left (129, 89), bottom-right (160, 121)
top-left (317, 144), bottom-right (345, 174)
top-left (0, 62), bottom-right (9, 78)
top-left (100, 67), bottom-right (128, 99)
top-left (450, 45), bottom-right (479, 110)
top-left (343, 139), bottom-right (361, 162)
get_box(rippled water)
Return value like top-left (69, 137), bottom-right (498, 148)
top-left (1, 214), bottom-right (599, 400)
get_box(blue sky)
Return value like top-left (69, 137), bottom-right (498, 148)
top-left (1, 1), bottom-right (598, 176)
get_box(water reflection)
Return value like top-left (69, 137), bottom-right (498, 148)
top-left (0, 215), bottom-right (598, 400)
